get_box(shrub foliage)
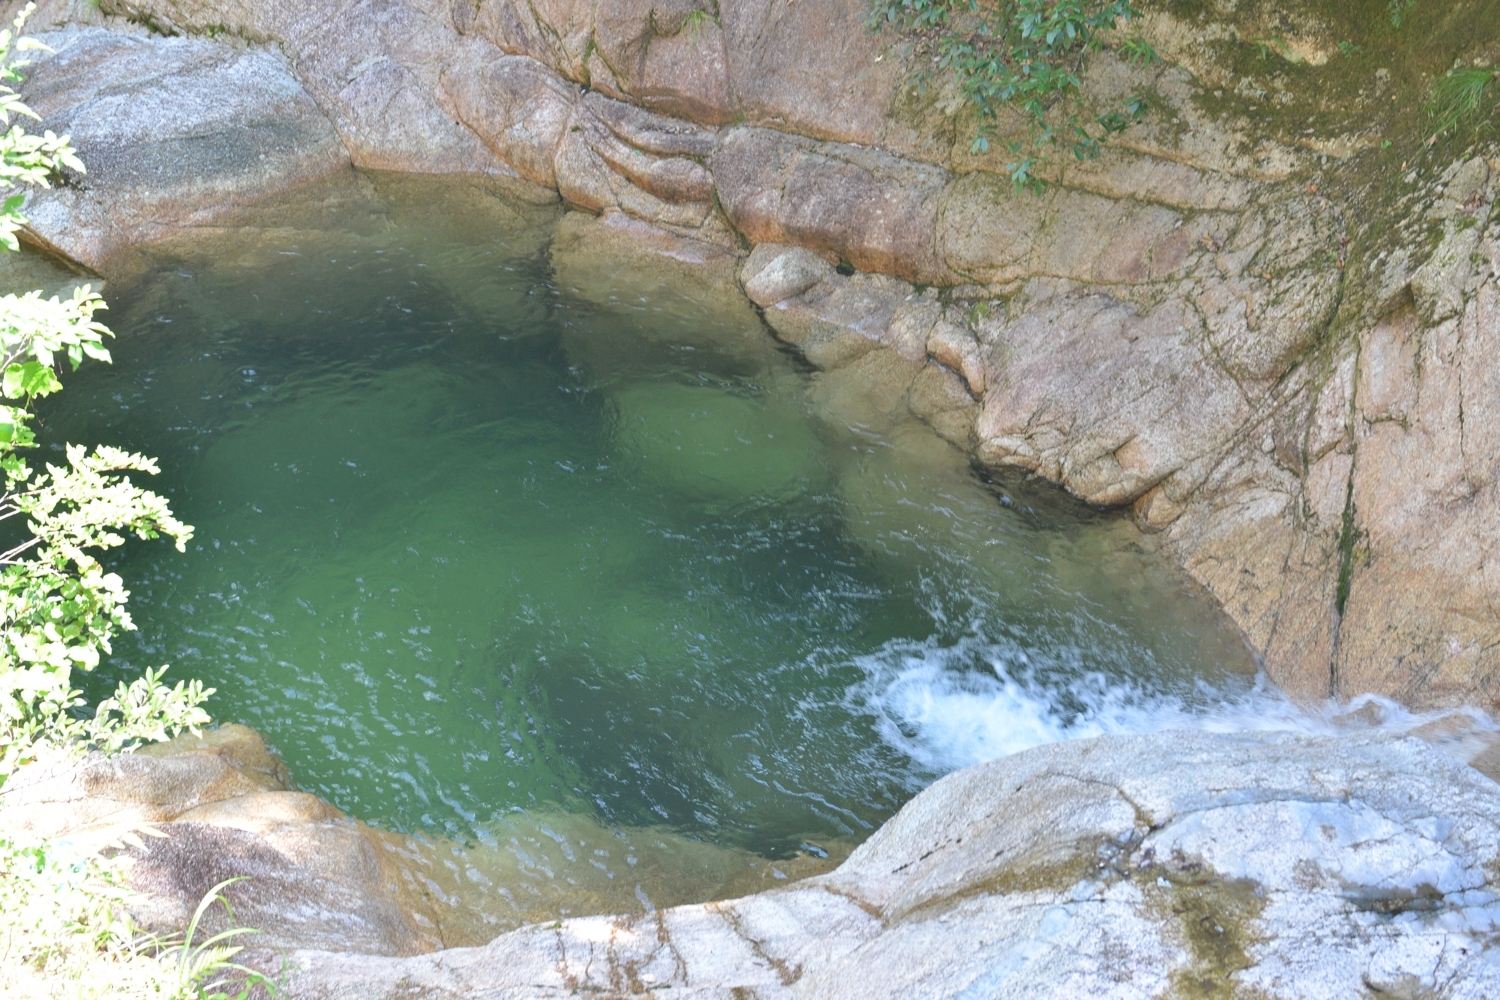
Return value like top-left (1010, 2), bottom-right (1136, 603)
top-left (870, 0), bottom-right (1156, 190)
top-left (0, 7), bottom-right (260, 998)
top-left (0, 5), bottom-right (209, 782)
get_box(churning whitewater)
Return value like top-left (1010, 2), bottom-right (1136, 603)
top-left (848, 628), bottom-right (1495, 778)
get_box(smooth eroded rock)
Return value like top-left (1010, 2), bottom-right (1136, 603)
top-left (19, 27), bottom-right (350, 270)
top-left (101, 0), bottom-right (507, 174)
top-left (741, 243), bottom-right (833, 306)
top-left (265, 729), bottom-right (1500, 999)
top-left (714, 127), bottom-right (953, 283)
top-left (438, 44), bottom-right (577, 187)
top-left (0, 725), bottom-right (444, 957)
top-left (719, 0), bottom-right (905, 145)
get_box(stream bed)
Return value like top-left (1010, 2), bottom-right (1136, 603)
top-left (39, 172), bottom-right (1274, 939)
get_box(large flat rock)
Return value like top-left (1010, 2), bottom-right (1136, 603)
top-left (7, 702), bottom-right (1500, 996)
top-left (18, 27), bottom-right (351, 270)
top-left (264, 729), bottom-right (1500, 998)
top-left (0, 725), bottom-right (445, 957)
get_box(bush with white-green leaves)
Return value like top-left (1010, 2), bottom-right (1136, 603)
top-left (0, 3), bottom-right (210, 783)
top-left (0, 6), bottom-right (263, 998)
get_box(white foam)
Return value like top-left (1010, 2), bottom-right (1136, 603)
top-left (846, 634), bottom-right (1496, 780)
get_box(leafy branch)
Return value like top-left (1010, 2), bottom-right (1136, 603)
top-left (0, 2), bottom-right (207, 780)
top-left (0, 8), bottom-right (83, 252)
top-left (0, 9), bottom-right (266, 999)
top-left (871, 0), bottom-right (1157, 191)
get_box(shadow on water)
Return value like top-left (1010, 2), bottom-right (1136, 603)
top-left (23, 170), bottom-right (1265, 936)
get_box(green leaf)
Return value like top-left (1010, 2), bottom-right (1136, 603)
top-left (0, 402), bottom-right (35, 446)
top-left (2, 360), bottom-right (60, 400)
top-left (881, 0), bottom-right (1153, 192)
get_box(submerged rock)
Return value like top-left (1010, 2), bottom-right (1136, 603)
top-left (260, 728), bottom-right (1500, 998)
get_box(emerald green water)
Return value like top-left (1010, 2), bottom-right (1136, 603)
top-left (44, 175), bottom-right (1260, 896)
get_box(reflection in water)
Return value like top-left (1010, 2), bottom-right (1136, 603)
top-left (31, 171), bottom-right (1268, 934)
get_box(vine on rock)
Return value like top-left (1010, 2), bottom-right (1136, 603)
top-left (870, 0), bottom-right (1157, 191)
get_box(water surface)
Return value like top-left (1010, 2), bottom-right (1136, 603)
top-left (37, 172), bottom-right (1263, 931)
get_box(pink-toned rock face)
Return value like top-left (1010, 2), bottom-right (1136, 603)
top-left (719, 0), bottom-right (903, 145)
top-left (713, 128), bottom-right (953, 283)
top-left (975, 289), bottom-right (1250, 508)
top-left (480, 0), bottom-right (906, 140)
top-left (938, 176), bottom-right (1206, 287)
top-left (1336, 273), bottom-right (1500, 707)
top-left (95, 0), bottom-right (509, 173)
top-left (741, 243), bottom-right (834, 306)
top-left (438, 46), bottom-right (577, 187)
top-left (553, 92), bottom-right (718, 228)
top-left (636, 17), bottom-right (732, 123)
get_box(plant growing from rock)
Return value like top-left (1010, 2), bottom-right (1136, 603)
top-left (1388, 0), bottom-right (1417, 28)
top-left (1426, 67), bottom-right (1497, 140)
top-left (870, 0), bottom-right (1156, 190)
top-left (1, 835), bottom-right (272, 999)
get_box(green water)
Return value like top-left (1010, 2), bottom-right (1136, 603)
top-left (44, 174), bottom-right (1256, 876)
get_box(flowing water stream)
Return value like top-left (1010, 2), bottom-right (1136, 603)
top-left (35, 172), bottom-right (1280, 940)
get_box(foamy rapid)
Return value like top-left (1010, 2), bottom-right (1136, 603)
top-left (847, 634), bottom-right (1496, 780)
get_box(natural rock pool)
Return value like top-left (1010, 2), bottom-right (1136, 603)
top-left (45, 174), bottom-right (1268, 937)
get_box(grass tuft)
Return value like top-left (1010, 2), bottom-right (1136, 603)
top-left (1426, 68), bottom-right (1496, 137)
top-left (0, 831), bottom-right (277, 1000)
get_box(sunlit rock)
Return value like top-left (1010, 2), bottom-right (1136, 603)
top-left (269, 729), bottom-right (1500, 998)
top-left (19, 28), bottom-right (350, 270)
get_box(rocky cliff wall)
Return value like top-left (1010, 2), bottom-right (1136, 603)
top-left (8, 0), bottom-right (1500, 709)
